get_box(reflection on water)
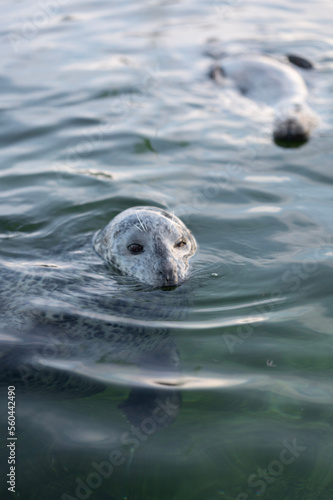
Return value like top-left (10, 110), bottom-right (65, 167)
top-left (1, 0), bottom-right (333, 498)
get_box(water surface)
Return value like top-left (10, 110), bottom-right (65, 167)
top-left (0, 0), bottom-right (333, 499)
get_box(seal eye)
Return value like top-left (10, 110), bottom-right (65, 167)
top-left (128, 243), bottom-right (144, 254)
top-left (176, 240), bottom-right (186, 248)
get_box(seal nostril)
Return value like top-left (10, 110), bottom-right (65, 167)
top-left (160, 272), bottom-right (172, 282)
top-left (159, 266), bottom-right (177, 285)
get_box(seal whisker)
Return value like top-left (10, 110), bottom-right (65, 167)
top-left (136, 212), bottom-right (147, 232)
top-left (188, 261), bottom-right (222, 279)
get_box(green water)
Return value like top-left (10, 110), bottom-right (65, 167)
top-left (1, 0), bottom-right (333, 499)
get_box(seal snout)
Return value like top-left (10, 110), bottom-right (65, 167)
top-left (273, 100), bottom-right (317, 148)
top-left (273, 117), bottom-right (309, 147)
top-left (159, 263), bottom-right (178, 287)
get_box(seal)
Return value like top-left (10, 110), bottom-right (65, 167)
top-left (210, 54), bottom-right (318, 146)
top-left (93, 206), bottom-right (197, 287)
top-left (0, 207), bottom-right (196, 429)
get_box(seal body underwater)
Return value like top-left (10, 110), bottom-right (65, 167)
top-left (210, 54), bottom-right (318, 147)
top-left (0, 207), bottom-right (197, 428)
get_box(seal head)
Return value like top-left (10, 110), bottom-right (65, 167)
top-left (273, 100), bottom-right (318, 147)
top-left (93, 206), bottom-right (197, 287)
